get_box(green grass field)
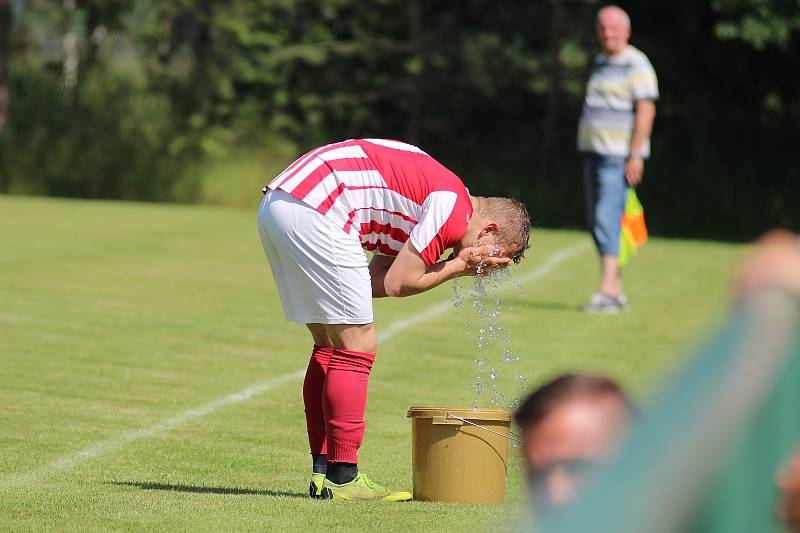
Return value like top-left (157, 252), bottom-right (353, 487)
top-left (0, 194), bottom-right (742, 531)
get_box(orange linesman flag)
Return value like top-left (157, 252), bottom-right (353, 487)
top-left (619, 189), bottom-right (648, 266)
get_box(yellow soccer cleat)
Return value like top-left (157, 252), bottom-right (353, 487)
top-left (309, 472), bottom-right (326, 498)
top-left (319, 473), bottom-right (412, 502)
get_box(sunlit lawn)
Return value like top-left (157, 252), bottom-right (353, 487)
top-left (0, 195), bottom-right (740, 531)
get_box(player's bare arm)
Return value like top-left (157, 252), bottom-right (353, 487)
top-left (381, 240), bottom-right (511, 298)
top-left (625, 99), bottom-right (656, 186)
top-left (369, 255), bottom-right (395, 298)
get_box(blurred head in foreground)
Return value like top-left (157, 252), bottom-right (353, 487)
top-left (515, 373), bottom-right (634, 508)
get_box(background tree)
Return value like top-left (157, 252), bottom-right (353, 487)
top-left (0, 0), bottom-right (12, 135)
top-left (0, 0), bottom-right (796, 239)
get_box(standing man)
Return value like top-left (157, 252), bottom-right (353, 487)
top-left (258, 138), bottom-right (531, 500)
top-left (578, 5), bottom-right (658, 313)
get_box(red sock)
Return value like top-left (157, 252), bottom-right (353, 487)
top-left (323, 348), bottom-right (376, 464)
top-left (303, 345), bottom-right (333, 455)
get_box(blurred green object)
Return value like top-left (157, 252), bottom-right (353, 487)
top-left (541, 291), bottom-right (800, 533)
top-left (689, 313), bottom-right (800, 533)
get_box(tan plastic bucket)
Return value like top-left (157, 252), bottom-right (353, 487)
top-left (407, 407), bottom-right (513, 504)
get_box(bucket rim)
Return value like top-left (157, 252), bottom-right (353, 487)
top-left (407, 406), bottom-right (512, 421)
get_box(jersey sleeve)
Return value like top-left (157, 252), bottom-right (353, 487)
top-left (409, 191), bottom-right (471, 267)
top-left (630, 55), bottom-right (659, 101)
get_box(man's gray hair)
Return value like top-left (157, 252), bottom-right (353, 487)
top-left (597, 5), bottom-right (631, 29)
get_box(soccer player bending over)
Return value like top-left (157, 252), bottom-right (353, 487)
top-left (258, 139), bottom-right (531, 501)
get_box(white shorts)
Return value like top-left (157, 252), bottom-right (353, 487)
top-left (257, 189), bottom-right (373, 324)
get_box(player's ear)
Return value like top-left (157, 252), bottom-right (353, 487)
top-left (479, 222), bottom-right (498, 238)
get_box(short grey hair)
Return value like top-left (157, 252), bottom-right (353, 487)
top-left (597, 5), bottom-right (631, 29)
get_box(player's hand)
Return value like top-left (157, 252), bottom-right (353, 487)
top-left (625, 156), bottom-right (644, 186)
top-left (452, 245), bottom-right (511, 276)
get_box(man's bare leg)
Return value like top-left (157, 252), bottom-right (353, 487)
top-left (322, 323), bottom-right (377, 354)
top-left (306, 324), bottom-right (333, 347)
top-left (599, 254), bottom-right (623, 298)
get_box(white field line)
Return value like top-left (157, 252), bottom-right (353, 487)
top-left (378, 240), bottom-right (590, 340)
top-left (3, 240), bottom-right (590, 487)
top-left (3, 371), bottom-right (305, 487)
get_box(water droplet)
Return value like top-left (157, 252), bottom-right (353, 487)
top-left (459, 262), bottom-right (532, 409)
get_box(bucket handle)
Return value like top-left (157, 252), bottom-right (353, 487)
top-left (445, 413), bottom-right (523, 446)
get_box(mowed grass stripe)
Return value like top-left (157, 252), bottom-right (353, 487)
top-left (3, 371), bottom-right (305, 487)
top-left (2, 233), bottom-right (589, 487)
top-left (0, 196), bottom-right (740, 532)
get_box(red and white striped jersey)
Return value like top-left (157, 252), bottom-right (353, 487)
top-left (266, 139), bottom-right (473, 266)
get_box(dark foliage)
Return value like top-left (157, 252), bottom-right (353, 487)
top-left (0, 0), bottom-right (797, 239)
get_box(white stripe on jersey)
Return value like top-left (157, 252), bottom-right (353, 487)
top-left (363, 138), bottom-right (428, 154)
top-left (361, 232), bottom-right (406, 253)
top-left (277, 156), bottom-right (328, 192)
top-left (349, 208), bottom-right (417, 236)
top-left (317, 144), bottom-right (369, 162)
top-left (303, 170), bottom-right (389, 208)
top-left (334, 170), bottom-right (388, 189)
top-left (409, 190), bottom-right (458, 253)
top-left (272, 143), bottom-right (333, 186)
top-left (274, 144), bottom-right (367, 192)
top-left (343, 188), bottom-right (423, 223)
top-left (301, 171), bottom-right (338, 207)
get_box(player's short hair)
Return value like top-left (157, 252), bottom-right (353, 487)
top-left (514, 373), bottom-right (633, 430)
top-left (480, 197), bottom-right (531, 264)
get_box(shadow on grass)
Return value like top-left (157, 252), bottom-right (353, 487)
top-left (110, 480), bottom-right (307, 499)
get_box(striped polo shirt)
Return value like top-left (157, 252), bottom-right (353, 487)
top-left (577, 45), bottom-right (659, 158)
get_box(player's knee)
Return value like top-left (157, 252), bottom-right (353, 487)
top-left (353, 325), bottom-right (378, 354)
top-left (328, 323), bottom-right (378, 354)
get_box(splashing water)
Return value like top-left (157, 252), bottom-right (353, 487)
top-left (451, 279), bottom-right (465, 308)
top-left (451, 267), bottom-right (530, 410)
